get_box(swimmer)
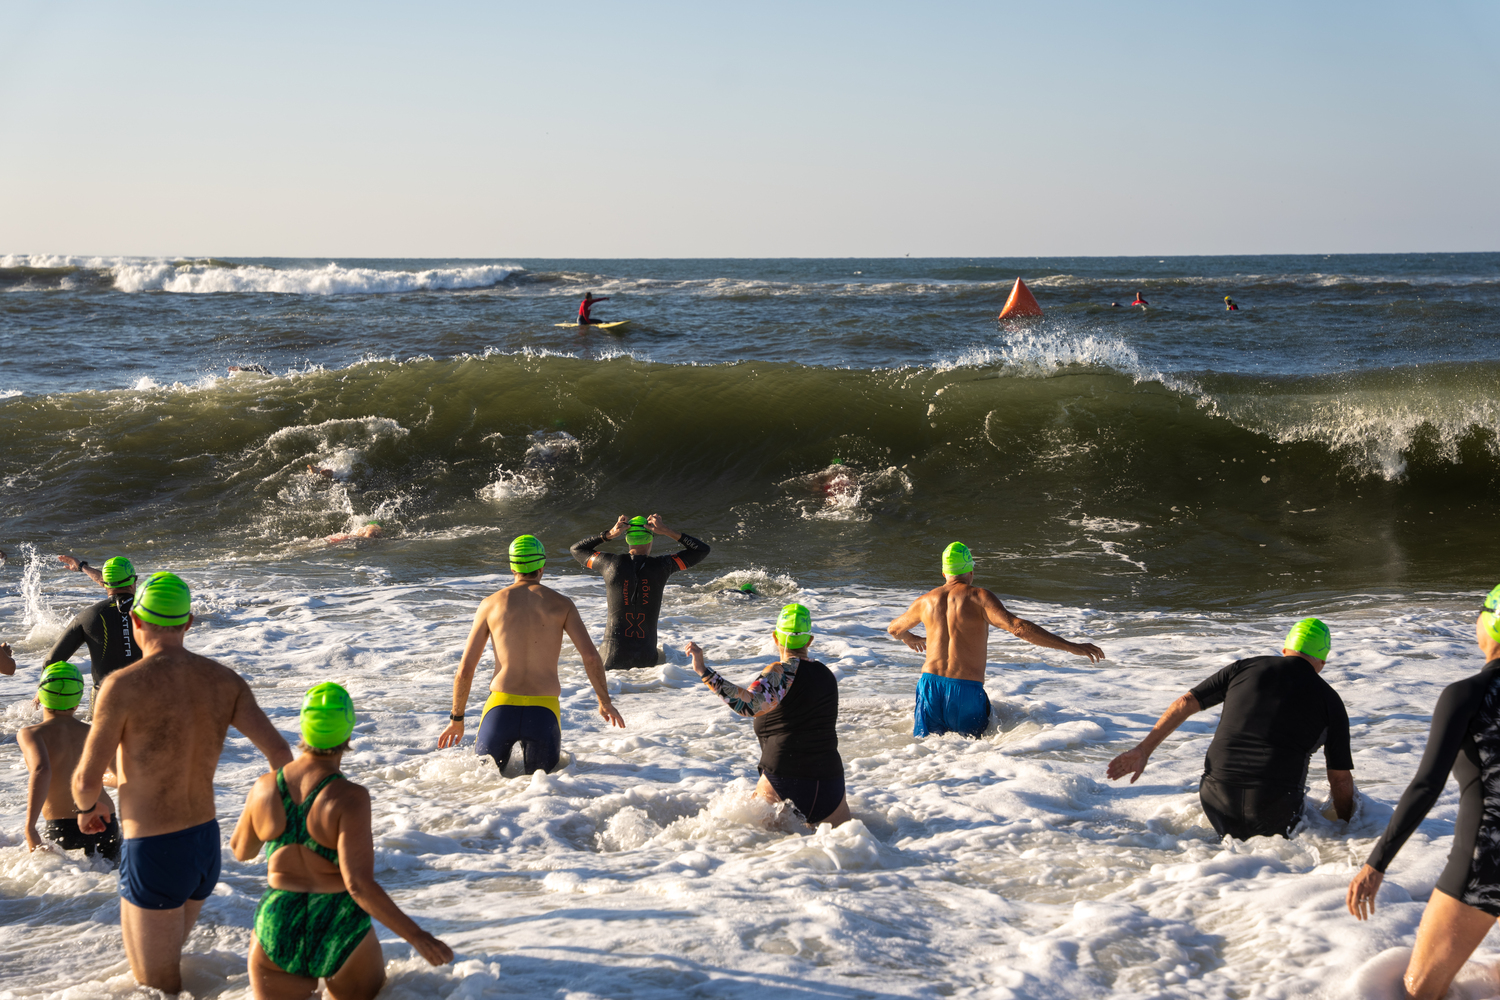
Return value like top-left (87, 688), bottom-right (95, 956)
top-left (577, 290), bottom-right (610, 327)
top-left (232, 683), bottom-right (452, 998)
top-left (229, 364), bottom-right (274, 375)
top-left (1108, 618), bottom-right (1354, 839)
top-left (1347, 586), bottom-right (1500, 1000)
top-left (325, 521), bottom-right (383, 545)
top-left (571, 514), bottom-right (711, 670)
top-left (306, 464), bottom-right (335, 479)
top-left (1, 641), bottom-right (14, 676)
top-left (1224, 295), bottom-right (1239, 311)
top-left (687, 603), bottom-right (850, 827)
top-left (49, 555), bottom-right (142, 694)
top-left (439, 536), bottom-right (624, 774)
top-left (72, 572), bottom-right (293, 995)
top-left (19, 663), bottom-right (120, 862)
top-left (811, 460), bottom-right (858, 501)
top-left (887, 542), bottom-right (1104, 738)
top-left (1131, 292), bottom-right (1149, 307)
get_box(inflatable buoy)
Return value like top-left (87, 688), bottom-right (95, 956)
top-left (998, 277), bottom-right (1043, 320)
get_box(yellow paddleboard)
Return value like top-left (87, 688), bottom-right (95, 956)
top-left (555, 320), bottom-right (631, 332)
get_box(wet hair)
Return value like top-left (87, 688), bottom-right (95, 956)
top-left (298, 737), bottom-right (351, 756)
top-left (515, 568), bottom-right (543, 581)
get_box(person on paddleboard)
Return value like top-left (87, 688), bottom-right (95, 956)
top-left (578, 291), bottom-right (610, 327)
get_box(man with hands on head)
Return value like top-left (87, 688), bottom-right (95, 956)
top-left (1107, 618), bottom-right (1354, 841)
top-left (571, 513), bottom-right (711, 671)
top-left (440, 536), bottom-right (624, 775)
top-left (72, 571), bottom-right (293, 996)
top-left (886, 542), bottom-right (1105, 738)
top-left (1347, 586), bottom-right (1500, 1000)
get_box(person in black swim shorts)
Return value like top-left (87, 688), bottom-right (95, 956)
top-left (571, 514), bottom-right (711, 670)
top-left (686, 603), bottom-right (850, 827)
top-left (1348, 586), bottom-right (1500, 1000)
top-left (49, 554), bottom-right (143, 695)
top-left (19, 662), bottom-right (121, 862)
top-left (1107, 617), bottom-right (1356, 840)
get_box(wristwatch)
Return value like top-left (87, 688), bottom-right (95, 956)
top-left (449, 712), bottom-right (464, 721)
top-left (77, 560), bottom-right (89, 573)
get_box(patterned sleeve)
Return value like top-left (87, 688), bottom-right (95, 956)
top-left (698, 659), bottom-right (800, 718)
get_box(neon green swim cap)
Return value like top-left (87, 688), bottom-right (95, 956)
top-left (1284, 617), bottom-right (1331, 661)
top-left (101, 557), bottom-right (136, 587)
top-left (38, 662), bottom-right (85, 711)
top-left (509, 534), bottom-right (546, 573)
top-left (365, 520), bottom-right (383, 528)
top-left (625, 516), bottom-right (653, 546)
top-left (774, 603), bottom-right (813, 649)
top-left (301, 682), bottom-right (355, 750)
top-left (134, 572), bottom-right (192, 628)
top-left (1480, 584), bottom-right (1500, 642)
top-left (942, 542), bottom-right (974, 577)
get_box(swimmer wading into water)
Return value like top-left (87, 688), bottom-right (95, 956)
top-left (572, 514), bottom-right (711, 670)
top-left (887, 542), bottom-right (1104, 738)
top-left (233, 683), bottom-right (452, 999)
top-left (439, 535), bottom-right (625, 773)
top-left (47, 555), bottom-right (142, 697)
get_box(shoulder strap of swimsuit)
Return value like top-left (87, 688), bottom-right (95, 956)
top-left (299, 772), bottom-right (345, 862)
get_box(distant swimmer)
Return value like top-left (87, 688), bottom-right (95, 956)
top-left (1107, 618), bottom-right (1354, 840)
top-left (325, 521), bottom-right (383, 544)
top-left (306, 464), bottom-right (336, 479)
top-left (1347, 587), bottom-right (1500, 1000)
top-left (571, 514), bottom-right (711, 670)
top-left (1131, 293), bottom-right (1150, 307)
top-left (1224, 296), bottom-right (1239, 311)
top-left (232, 683), bottom-right (452, 996)
top-left (19, 663), bottom-right (120, 862)
top-left (48, 555), bottom-right (142, 694)
top-left (812, 459), bottom-right (858, 501)
top-left (886, 543), bottom-right (1105, 738)
top-left (687, 603), bottom-right (851, 827)
top-left (578, 290), bottom-right (610, 327)
top-left (228, 364), bottom-right (273, 375)
top-left (439, 536), bottom-right (624, 774)
top-left (72, 572), bottom-right (293, 995)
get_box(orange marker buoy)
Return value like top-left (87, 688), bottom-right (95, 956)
top-left (998, 277), bottom-right (1043, 320)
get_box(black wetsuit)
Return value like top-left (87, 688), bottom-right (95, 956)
top-left (46, 594), bottom-right (140, 690)
top-left (1366, 658), bottom-right (1500, 915)
top-left (754, 658), bottom-right (844, 823)
top-left (1189, 655), bottom-right (1353, 839)
top-left (570, 532), bottom-right (711, 670)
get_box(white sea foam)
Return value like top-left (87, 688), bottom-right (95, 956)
top-left (109, 261), bottom-right (517, 295)
top-left (0, 564), bottom-right (1489, 998)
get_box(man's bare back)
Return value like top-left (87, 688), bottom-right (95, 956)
top-left (20, 715), bottom-right (99, 821)
top-left (75, 646), bottom-right (292, 838)
top-left (888, 579), bottom-right (1105, 682)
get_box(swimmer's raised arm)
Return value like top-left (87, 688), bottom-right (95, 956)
top-left (686, 640), bottom-right (799, 718)
top-left (565, 600), bottom-right (623, 728)
top-left (1106, 691), bottom-right (1201, 783)
top-left (58, 554), bottom-right (104, 586)
top-left (886, 599), bottom-right (928, 653)
top-left (439, 599), bottom-right (494, 748)
top-left (982, 590), bottom-right (1104, 662)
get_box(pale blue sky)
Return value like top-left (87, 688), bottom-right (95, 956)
top-left (2, 1), bottom-right (1496, 257)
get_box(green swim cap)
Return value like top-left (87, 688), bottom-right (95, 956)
top-left (942, 542), bottom-right (975, 577)
top-left (365, 520), bottom-right (383, 528)
top-left (38, 662), bottom-right (84, 712)
top-left (509, 534), bottom-right (546, 573)
top-left (133, 572), bottom-right (192, 628)
top-left (739, 582), bottom-right (757, 594)
top-left (1480, 584), bottom-right (1500, 642)
top-left (301, 682), bottom-right (355, 750)
top-left (774, 602), bottom-right (813, 649)
top-left (101, 557), bottom-right (136, 588)
top-left (625, 516), bottom-right (653, 546)
top-left (1284, 617), bottom-right (1331, 661)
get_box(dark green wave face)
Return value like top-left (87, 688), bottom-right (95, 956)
top-left (5, 353), bottom-right (1496, 609)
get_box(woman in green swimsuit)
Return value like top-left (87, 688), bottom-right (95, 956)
top-left (231, 683), bottom-right (452, 999)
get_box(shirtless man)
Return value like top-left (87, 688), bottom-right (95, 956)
top-left (438, 535), bottom-right (625, 774)
top-left (72, 571), bottom-right (293, 994)
top-left (886, 542), bottom-right (1105, 737)
top-left (19, 662), bottom-right (120, 861)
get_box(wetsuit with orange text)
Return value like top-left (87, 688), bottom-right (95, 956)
top-left (571, 531), bottom-right (710, 669)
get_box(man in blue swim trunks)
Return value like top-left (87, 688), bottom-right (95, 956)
top-left (886, 542), bottom-right (1105, 737)
top-left (72, 572), bottom-right (292, 994)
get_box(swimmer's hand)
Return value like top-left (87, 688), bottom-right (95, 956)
top-left (1106, 747), bottom-right (1150, 784)
top-left (604, 514), bottom-right (629, 540)
top-left (77, 797), bottom-right (114, 835)
top-left (437, 719), bottom-right (464, 749)
top-left (894, 630), bottom-right (927, 654)
top-left (411, 930), bottom-right (454, 966)
top-left (598, 697), bottom-right (626, 729)
top-left (25, 826), bottom-right (44, 852)
top-left (1070, 641), bottom-right (1106, 663)
top-left (684, 640), bottom-right (706, 675)
top-left (1347, 864), bottom-right (1383, 920)
top-left (646, 513), bottom-right (681, 539)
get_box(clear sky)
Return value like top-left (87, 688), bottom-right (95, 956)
top-left (2, 1), bottom-right (1497, 258)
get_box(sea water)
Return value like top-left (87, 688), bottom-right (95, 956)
top-left (2, 255), bottom-right (1500, 998)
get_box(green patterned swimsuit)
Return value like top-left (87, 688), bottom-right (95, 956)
top-left (253, 770), bottom-right (372, 979)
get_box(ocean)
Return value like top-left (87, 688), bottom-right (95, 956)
top-left (1, 253), bottom-right (1498, 998)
